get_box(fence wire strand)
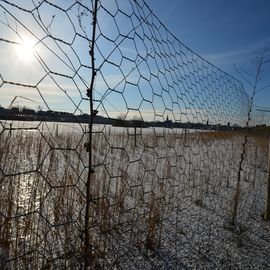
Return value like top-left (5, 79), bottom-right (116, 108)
top-left (0, 0), bottom-right (270, 269)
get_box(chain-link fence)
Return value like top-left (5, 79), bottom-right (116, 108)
top-left (0, 0), bottom-right (270, 269)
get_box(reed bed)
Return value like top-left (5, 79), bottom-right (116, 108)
top-left (0, 124), bottom-right (269, 269)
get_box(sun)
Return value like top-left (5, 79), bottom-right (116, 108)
top-left (16, 37), bottom-right (37, 62)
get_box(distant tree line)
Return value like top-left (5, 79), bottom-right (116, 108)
top-left (0, 105), bottom-right (246, 130)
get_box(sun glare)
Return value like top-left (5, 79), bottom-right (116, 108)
top-left (16, 37), bottom-right (36, 62)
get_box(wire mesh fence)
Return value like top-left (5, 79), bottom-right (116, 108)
top-left (0, 0), bottom-right (270, 269)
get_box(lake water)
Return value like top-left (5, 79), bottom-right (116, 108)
top-left (0, 120), bottom-right (203, 137)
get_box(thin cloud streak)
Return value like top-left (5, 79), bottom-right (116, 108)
top-left (202, 39), bottom-right (270, 64)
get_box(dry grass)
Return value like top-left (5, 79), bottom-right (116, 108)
top-left (0, 124), bottom-right (269, 268)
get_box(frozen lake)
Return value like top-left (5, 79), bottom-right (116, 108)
top-left (0, 120), bottom-right (206, 136)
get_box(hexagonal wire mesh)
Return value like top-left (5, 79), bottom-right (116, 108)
top-left (0, 0), bottom-right (270, 269)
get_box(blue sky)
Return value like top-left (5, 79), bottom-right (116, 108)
top-left (0, 0), bottom-right (269, 125)
top-left (150, 0), bottom-right (270, 107)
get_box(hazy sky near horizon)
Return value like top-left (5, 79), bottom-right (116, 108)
top-left (149, 0), bottom-right (270, 108)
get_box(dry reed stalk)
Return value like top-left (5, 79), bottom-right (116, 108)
top-left (264, 139), bottom-right (270, 220)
